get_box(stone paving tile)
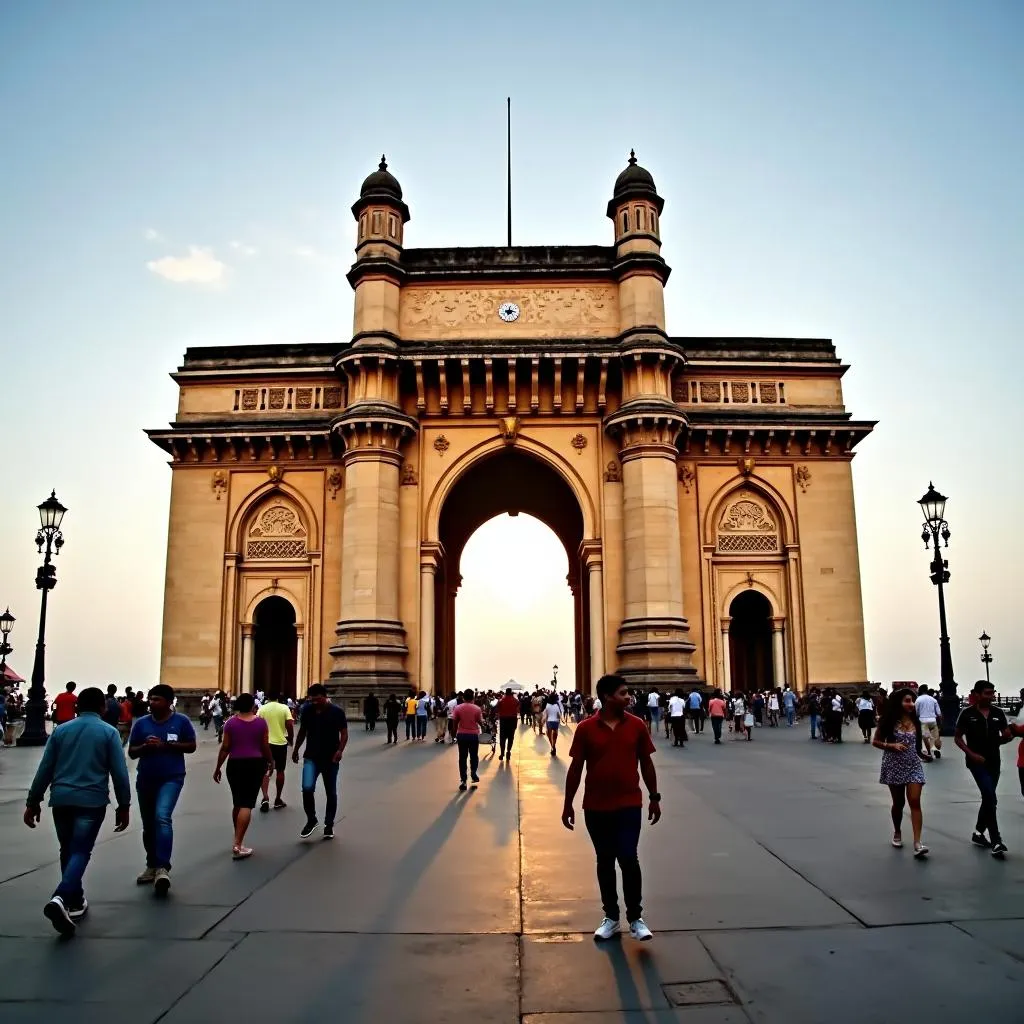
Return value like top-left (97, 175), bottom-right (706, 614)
top-left (952, 918), bottom-right (1024, 963)
top-left (523, 1012), bottom-right (750, 1024)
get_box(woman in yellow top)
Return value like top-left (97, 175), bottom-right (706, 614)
top-left (405, 695), bottom-right (418, 741)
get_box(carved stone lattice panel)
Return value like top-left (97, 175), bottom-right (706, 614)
top-left (718, 534), bottom-right (778, 553)
top-left (399, 285), bottom-right (619, 340)
top-left (759, 382), bottom-right (778, 403)
top-left (717, 494), bottom-right (779, 554)
top-left (730, 382), bottom-right (750, 402)
top-left (246, 539), bottom-right (306, 559)
top-left (699, 382), bottom-right (721, 403)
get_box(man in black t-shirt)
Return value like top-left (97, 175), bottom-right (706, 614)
top-left (292, 684), bottom-right (348, 841)
top-left (955, 680), bottom-right (1012, 858)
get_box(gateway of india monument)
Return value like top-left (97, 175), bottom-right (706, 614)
top-left (147, 151), bottom-right (874, 713)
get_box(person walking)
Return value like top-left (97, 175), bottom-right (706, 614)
top-left (404, 693), bottom-right (418, 741)
top-left (856, 690), bottom-right (877, 743)
top-left (873, 688), bottom-right (932, 857)
top-left (363, 693), bottom-right (380, 733)
top-left (24, 686), bottom-right (131, 936)
top-left (806, 689), bottom-right (821, 741)
top-left (127, 684), bottom-right (196, 897)
top-left (213, 693), bottom-right (272, 859)
top-left (686, 689), bottom-right (703, 735)
top-left (731, 694), bottom-right (746, 739)
top-left (210, 691), bottom-right (226, 742)
top-left (782, 686), bottom-right (797, 727)
top-left (384, 693), bottom-right (401, 745)
top-left (544, 692), bottom-right (563, 756)
top-left (827, 690), bottom-right (845, 743)
top-left (646, 688), bottom-right (661, 734)
top-left (562, 673), bottom-right (660, 942)
top-left (915, 685), bottom-right (942, 760)
top-left (102, 684), bottom-right (122, 730)
top-left (258, 693), bottom-right (294, 811)
top-left (708, 690), bottom-right (727, 744)
top-left (53, 681), bottom-right (77, 724)
top-left (767, 690), bottom-right (780, 727)
top-left (117, 690), bottom-right (134, 747)
top-left (451, 688), bottom-right (483, 790)
top-left (668, 689), bottom-right (687, 747)
top-left (955, 680), bottom-right (1012, 858)
top-left (497, 687), bottom-right (519, 762)
top-left (292, 684), bottom-right (348, 840)
top-left (416, 690), bottom-right (431, 740)
top-left (433, 694), bottom-right (449, 743)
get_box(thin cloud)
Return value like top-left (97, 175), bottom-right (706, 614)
top-left (229, 240), bottom-right (259, 256)
top-left (146, 246), bottom-right (228, 286)
top-left (144, 227), bottom-right (166, 243)
top-left (293, 245), bottom-right (319, 259)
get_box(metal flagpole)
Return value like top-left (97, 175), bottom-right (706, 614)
top-left (507, 97), bottom-right (512, 247)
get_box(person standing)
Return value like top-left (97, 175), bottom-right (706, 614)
top-left (828, 690), bottom-right (845, 743)
top-left (497, 687), bottom-right (519, 762)
top-left (127, 684), bottom-right (196, 897)
top-left (384, 693), bottom-right (401, 745)
top-left (213, 693), bottom-right (272, 859)
top-left (782, 686), bottom-right (797, 727)
top-left (731, 694), bottom-right (746, 739)
top-left (363, 693), bottom-right (380, 733)
top-left (646, 688), bottom-right (661, 733)
top-left (686, 689), bottom-right (703, 735)
top-left (258, 693), bottom-right (294, 811)
top-left (856, 690), bottom-right (877, 743)
top-left (210, 691), bottom-right (226, 742)
top-left (708, 690), bottom-right (727, 744)
top-left (873, 688), bottom-right (931, 857)
top-left (416, 690), bottom-right (431, 740)
top-left (451, 688), bottom-right (483, 791)
top-left (915, 685), bottom-right (942, 760)
top-left (24, 687), bottom-right (131, 936)
top-left (544, 692), bottom-right (563, 756)
top-left (668, 689), bottom-right (687, 748)
top-left (292, 684), bottom-right (348, 840)
top-left (433, 694), bottom-right (449, 743)
top-left (562, 673), bottom-right (660, 942)
top-left (955, 680), bottom-right (1012, 858)
top-left (53, 681), bottom-right (77, 724)
top-left (404, 693), bottom-right (418, 741)
top-left (767, 690), bottom-right (780, 727)
top-left (806, 688), bottom-right (821, 741)
top-left (102, 684), bottom-right (122, 729)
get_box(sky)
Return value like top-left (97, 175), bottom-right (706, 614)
top-left (0, 1), bottom-right (1020, 694)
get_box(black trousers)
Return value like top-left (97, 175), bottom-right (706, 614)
top-left (969, 762), bottom-right (1002, 842)
top-left (671, 716), bottom-right (687, 745)
top-left (584, 807), bottom-right (643, 922)
top-left (710, 716), bottom-right (724, 742)
top-left (499, 718), bottom-right (516, 757)
top-left (385, 719), bottom-right (398, 743)
top-left (457, 735), bottom-right (480, 783)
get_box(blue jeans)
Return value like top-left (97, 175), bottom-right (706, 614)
top-left (405, 716), bottom-right (415, 740)
top-left (649, 707), bottom-right (661, 725)
top-left (51, 806), bottom-right (106, 905)
top-left (416, 714), bottom-right (428, 739)
top-left (302, 759), bottom-right (339, 827)
top-left (137, 777), bottom-right (184, 870)
top-left (808, 713), bottom-right (819, 739)
top-left (968, 762), bottom-right (1002, 843)
top-left (785, 707), bottom-right (795, 726)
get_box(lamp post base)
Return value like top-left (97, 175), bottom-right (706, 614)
top-left (16, 699), bottom-right (49, 746)
top-left (939, 687), bottom-right (960, 738)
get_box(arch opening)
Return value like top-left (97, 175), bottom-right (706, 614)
top-left (728, 590), bottom-right (774, 694)
top-left (435, 447), bottom-right (587, 695)
top-left (253, 595), bottom-right (298, 699)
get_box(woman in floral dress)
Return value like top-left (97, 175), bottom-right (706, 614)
top-left (873, 688), bottom-right (932, 858)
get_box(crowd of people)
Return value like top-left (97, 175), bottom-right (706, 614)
top-left (15, 672), bottom-right (1024, 945)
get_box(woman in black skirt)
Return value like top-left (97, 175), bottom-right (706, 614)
top-left (213, 693), bottom-right (272, 859)
top-left (856, 690), bottom-right (877, 743)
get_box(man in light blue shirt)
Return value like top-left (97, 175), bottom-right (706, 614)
top-left (782, 687), bottom-right (797, 726)
top-left (25, 686), bottom-right (131, 936)
top-left (687, 690), bottom-right (704, 734)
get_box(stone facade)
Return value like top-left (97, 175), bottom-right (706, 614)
top-left (148, 153), bottom-right (874, 716)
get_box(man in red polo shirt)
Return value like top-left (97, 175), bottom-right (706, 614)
top-left (53, 682), bottom-right (78, 724)
top-left (562, 673), bottom-right (660, 942)
top-left (496, 687), bottom-right (520, 763)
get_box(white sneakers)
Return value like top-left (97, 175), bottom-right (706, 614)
top-left (593, 917), bottom-right (621, 940)
top-left (593, 917), bottom-right (654, 941)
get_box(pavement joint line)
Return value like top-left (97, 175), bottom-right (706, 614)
top-left (150, 930), bottom-right (248, 1024)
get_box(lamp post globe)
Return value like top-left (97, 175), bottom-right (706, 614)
top-left (0, 607), bottom-right (14, 683)
top-left (979, 631), bottom-right (993, 684)
top-left (918, 483), bottom-right (957, 734)
top-left (552, 664), bottom-right (559, 689)
top-left (17, 491), bottom-right (68, 747)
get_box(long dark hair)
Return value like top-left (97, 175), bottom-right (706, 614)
top-left (876, 688), bottom-right (923, 755)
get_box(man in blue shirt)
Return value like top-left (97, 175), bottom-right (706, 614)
top-left (128, 683), bottom-right (196, 896)
top-left (292, 684), bottom-right (348, 840)
top-left (25, 686), bottom-right (131, 936)
top-left (687, 690), bottom-right (704, 734)
top-left (783, 687), bottom-right (797, 727)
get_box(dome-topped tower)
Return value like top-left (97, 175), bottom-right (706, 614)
top-left (607, 150), bottom-right (664, 250)
top-left (351, 155), bottom-right (410, 256)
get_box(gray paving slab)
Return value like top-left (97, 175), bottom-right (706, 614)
top-left (952, 918), bottom-right (1024, 963)
top-left (701, 923), bottom-right (1024, 1024)
top-left (159, 932), bottom-right (519, 1023)
top-left (523, 1012), bottom-right (750, 1024)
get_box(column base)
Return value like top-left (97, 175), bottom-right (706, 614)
top-left (328, 618), bottom-right (410, 717)
top-left (615, 616), bottom-right (699, 688)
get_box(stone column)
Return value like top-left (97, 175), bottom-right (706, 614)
top-left (240, 624), bottom-right (254, 694)
top-left (720, 619), bottom-right (732, 692)
top-left (294, 627), bottom-right (305, 697)
top-left (588, 561), bottom-right (606, 687)
top-left (328, 390), bottom-right (418, 698)
top-left (772, 617), bottom-right (787, 690)
top-left (419, 544), bottom-right (443, 696)
top-left (606, 391), bottom-right (696, 687)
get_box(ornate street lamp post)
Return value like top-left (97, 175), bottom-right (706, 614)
top-left (17, 492), bottom-right (67, 747)
top-left (918, 483), bottom-right (957, 734)
top-left (552, 663), bottom-right (559, 690)
top-left (0, 607), bottom-right (14, 684)
top-left (979, 631), bottom-right (992, 685)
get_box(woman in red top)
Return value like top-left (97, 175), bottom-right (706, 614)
top-left (450, 689), bottom-right (483, 791)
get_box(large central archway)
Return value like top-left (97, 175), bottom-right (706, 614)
top-left (435, 447), bottom-right (586, 694)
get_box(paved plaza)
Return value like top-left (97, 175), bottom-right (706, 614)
top-left (1, 718), bottom-right (1023, 1022)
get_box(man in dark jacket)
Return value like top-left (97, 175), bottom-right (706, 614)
top-left (363, 693), bottom-right (380, 732)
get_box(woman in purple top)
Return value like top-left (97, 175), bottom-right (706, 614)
top-left (214, 693), bottom-right (272, 859)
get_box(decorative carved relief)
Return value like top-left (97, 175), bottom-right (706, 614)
top-left (671, 377), bottom-right (687, 402)
top-left (796, 465), bottom-right (812, 492)
top-left (433, 435), bottom-right (450, 456)
top-left (604, 460), bottom-right (621, 483)
top-left (267, 465), bottom-right (283, 485)
top-left (678, 462), bottom-right (695, 494)
top-left (699, 382), bottom-right (721, 403)
top-left (241, 388), bottom-right (259, 411)
top-left (717, 494), bottom-right (779, 553)
top-left (571, 433), bottom-right (587, 454)
top-left (246, 502), bottom-right (307, 560)
top-left (737, 457), bottom-right (755, 477)
top-left (211, 469), bottom-right (227, 500)
top-left (295, 387), bottom-right (313, 410)
top-left (400, 285), bottom-right (618, 339)
top-left (269, 387), bottom-right (286, 410)
top-left (730, 382), bottom-right (750, 402)
top-left (498, 416), bottom-right (520, 444)
top-left (759, 382), bottom-right (778, 403)
top-left (327, 467), bottom-right (343, 499)
top-left (401, 462), bottom-right (418, 486)
top-left (322, 386), bottom-right (342, 409)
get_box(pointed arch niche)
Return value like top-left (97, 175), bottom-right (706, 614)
top-left (220, 487), bottom-right (323, 698)
top-left (700, 481), bottom-right (805, 695)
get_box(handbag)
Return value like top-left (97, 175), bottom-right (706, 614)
top-left (744, 712), bottom-right (754, 728)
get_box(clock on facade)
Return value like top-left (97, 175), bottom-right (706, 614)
top-left (497, 302), bottom-right (520, 323)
